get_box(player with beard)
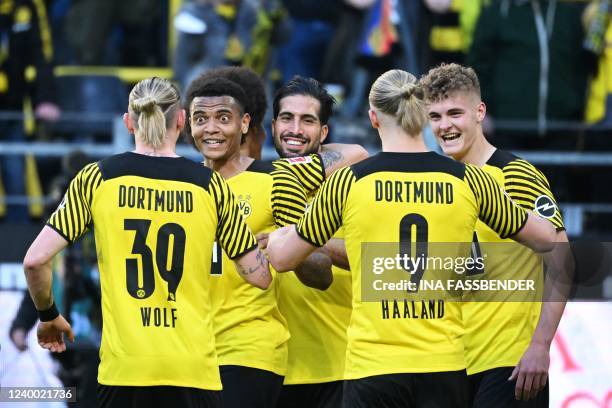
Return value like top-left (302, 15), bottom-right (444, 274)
top-left (269, 75), bottom-right (356, 408)
top-left (420, 63), bottom-right (569, 407)
top-left (184, 71), bottom-right (366, 408)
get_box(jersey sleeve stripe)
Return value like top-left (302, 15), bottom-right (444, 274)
top-left (47, 163), bottom-right (100, 242)
top-left (289, 166), bottom-right (319, 191)
top-left (466, 165), bottom-right (527, 238)
top-left (211, 172), bottom-right (257, 259)
top-left (45, 221), bottom-right (70, 242)
top-left (67, 187), bottom-right (77, 239)
top-left (297, 167), bottom-right (354, 247)
top-left (272, 154), bottom-right (325, 194)
top-left (503, 160), bottom-right (565, 230)
top-left (505, 160), bottom-right (536, 174)
top-left (483, 170), bottom-right (500, 230)
top-left (295, 224), bottom-right (321, 247)
top-left (271, 169), bottom-right (307, 227)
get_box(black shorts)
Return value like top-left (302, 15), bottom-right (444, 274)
top-left (343, 370), bottom-right (470, 408)
top-left (97, 384), bottom-right (221, 408)
top-left (219, 365), bottom-right (284, 408)
top-left (469, 367), bottom-right (549, 408)
top-left (276, 381), bottom-right (343, 408)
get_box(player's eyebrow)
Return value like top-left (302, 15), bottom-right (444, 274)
top-left (192, 107), bottom-right (233, 115)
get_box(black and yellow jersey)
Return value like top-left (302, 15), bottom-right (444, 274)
top-left (272, 153), bottom-right (326, 195)
top-left (464, 149), bottom-right (565, 375)
top-left (278, 222), bottom-right (351, 384)
top-left (273, 152), bottom-right (352, 383)
top-left (297, 151), bottom-right (528, 378)
top-left (47, 152), bottom-right (256, 390)
top-left (209, 160), bottom-right (307, 376)
top-left (278, 241), bottom-right (352, 384)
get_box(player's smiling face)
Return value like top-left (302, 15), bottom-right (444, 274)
top-left (190, 96), bottom-right (250, 161)
top-left (272, 94), bottom-right (328, 158)
top-left (427, 91), bottom-right (485, 160)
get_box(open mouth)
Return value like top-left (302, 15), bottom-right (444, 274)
top-left (441, 133), bottom-right (461, 142)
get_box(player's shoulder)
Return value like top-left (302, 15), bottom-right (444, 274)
top-left (68, 161), bottom-right (103, 189)
top-left (247, 159), bottom-right (276, 174)
top-left (352, 151), bottom-right (465, 180)
top-left (272, 154), bottom-right (321, 169)
top-left (77, 161), bottom-right (101, 176)
top-left (98, 152), bottom-right (214, 189)
top-left (246, 159), bottom-right (302, 185)
top-left (489, 149), bottom-right (549, 185)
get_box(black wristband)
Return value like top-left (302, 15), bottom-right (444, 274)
top-left (38, 301), bottom-right (59, 322)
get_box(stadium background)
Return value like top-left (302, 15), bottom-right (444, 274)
top-left (0, 0), bottom-right (611, 406)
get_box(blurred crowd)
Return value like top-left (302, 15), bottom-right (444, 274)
top-left (0, 0), bottom-right (610, 223)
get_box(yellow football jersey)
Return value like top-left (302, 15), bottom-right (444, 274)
top-left (277, 228), bottom-right (352, 384)
top-left (297, 152), bottom-right (528, 379)
top-left (48, 152), bottom-right (256, 390)
top-left (274, 153), bottom-right (353, 384)
top-left (463, 149), bottom-right (565, 375)
top-left (209, 160), bottom-right (307, 376)
top-left (272, 153), bottom-right (325, 195)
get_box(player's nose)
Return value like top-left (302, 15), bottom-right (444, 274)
top-left (203, 120), bottom-right (219, 135)
top-left (289, 119), bottom-right (303, 135)
top-left (439, 115), bottom-right (453, 131)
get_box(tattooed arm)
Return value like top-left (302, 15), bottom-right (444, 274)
top-left (319, 143), bottom-right (368, 176)
top-left (234, 248), bottom-right (272, 289)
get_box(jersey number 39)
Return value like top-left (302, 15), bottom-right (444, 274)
top-left (124, 219), bottom-right (186, 301)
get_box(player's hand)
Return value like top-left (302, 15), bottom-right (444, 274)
top-left (37, 314), bottom-right (75, 353)
top-left (268, 225), bottom-right (293, 248)
top-left (509, 341), bottom-right (549, 401)
top-left (266, 225), bottom-right (295, 271)
top-left (10, 328), bottom-right (28, 351)
top-left (256, 232), bottom-right (269, 250)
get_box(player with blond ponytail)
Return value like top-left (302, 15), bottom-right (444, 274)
top-left (23, 77), bottom-right (270, 408)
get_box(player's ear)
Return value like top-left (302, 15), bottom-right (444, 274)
top-left (123, 113), bottom-right (135, 134)
top-left (320, 124), bottom-right (329, 143)
top-left (176, 109), bottom-right (186, 131)
top-left (368, 109), bottom-right (380, 129)
top-left (476, 101), bottom-right (486, 123)
top-left (241, 113), bottom-right (251, 135)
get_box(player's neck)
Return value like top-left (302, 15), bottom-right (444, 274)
top-left (133, 140), bottom-right (179, 158)
top-left (458, 133), bottom-right (495, 167)
top-left (206, 151), bottom-right (254, 179)
top-left (380, 130), bottom-right (428, 153)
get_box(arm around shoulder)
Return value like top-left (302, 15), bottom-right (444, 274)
top-left (320, 143), bottom-right (368, 176)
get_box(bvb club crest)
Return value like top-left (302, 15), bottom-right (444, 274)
top-left (238, 195), bottom-right (252, 218)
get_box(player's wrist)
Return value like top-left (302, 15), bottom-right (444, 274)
top-left (529, 337), bottom-right (552, 349)
top-left (37, 301), bottom-right (60, 322)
